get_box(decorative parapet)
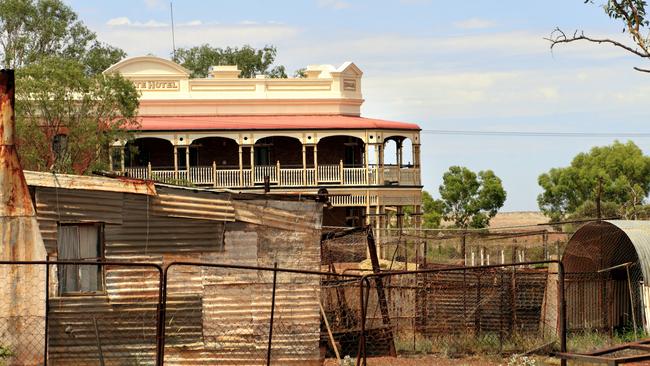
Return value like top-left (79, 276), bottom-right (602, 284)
top-left (105, 56), bottom-right (364, 116)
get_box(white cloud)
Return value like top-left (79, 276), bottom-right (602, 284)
top-left (317, 0), bottom-right (351, 10)
top-left (106, 17), bottom-right (131, 26)
top-left (538, 87), bottom-right (559, 100)
top-left (144, 0), bottom-right (165, 9)
top-left (106, 17), bottom-right (168, 28)
top-left (97, 23), bottom-right (300, 57)
top-left (454, 17), bottom-right (496, 30)
top-left (240, 20), bottom-right (259, 25)
top-left (180, 20), bottom-right (203, 27)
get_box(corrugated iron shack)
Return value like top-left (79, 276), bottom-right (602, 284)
top-left (25, 170), bottom-right (323, 365)
top-left (562, 220), bottom-right (650, 333)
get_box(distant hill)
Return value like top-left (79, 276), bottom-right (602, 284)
top-left (489, 211), bottom-right (550, 229)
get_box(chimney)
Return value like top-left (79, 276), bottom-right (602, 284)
top-left (0, 69), bottom-right (47, 365)
top-left (209, 65), bottom-right (241, 79)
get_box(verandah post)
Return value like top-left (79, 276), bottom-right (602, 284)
top-left (212, 161), bottom-right (217, 188)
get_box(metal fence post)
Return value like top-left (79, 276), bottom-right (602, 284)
top-left (558, 261), bottom-right (567, 366)
top-left (44, 261), bottom-right (49, 366)
top-left (156, 264), bottom-right (167, 366)
top-left (267, 262), bottom-right (278, 366)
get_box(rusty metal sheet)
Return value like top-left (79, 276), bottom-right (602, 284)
top-left (25, 170), bottom-right (156, 196)
top-left (232, 199), bottom-right (322, 232)
top-left (152, 187), bottom-right (235, 222)
top-left (105, 194), bottom-right (226, 256)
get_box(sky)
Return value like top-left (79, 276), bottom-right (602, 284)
top-left (64, 0), bottom-right (650, 211)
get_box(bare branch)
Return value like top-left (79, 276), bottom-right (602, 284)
top-left (633, 66), bottom-right (650, 72)
top-left (546, 27), bottom-right (650, 58)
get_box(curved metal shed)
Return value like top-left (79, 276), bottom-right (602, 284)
top-left (563, 220), bottom-right (650, 280)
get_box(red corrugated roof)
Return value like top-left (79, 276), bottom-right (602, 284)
top-left (135, 115), bottom-right (420, 131)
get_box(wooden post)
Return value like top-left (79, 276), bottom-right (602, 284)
top-left (366, 227), bottom-right (397, 356)
top-left (379, 142), bottom-right (385, 184)
top-left (276, 160), bottom-right (281, 185)
top-left (374, 144), bottom-right (380, 185)
top-left (364, 143), bottom-right (370, 185)
top-left (120, 147), bottom-right (125, 172)
top-left (397, 140), bottom-right (402, 183)
top-left (147, 162), bottom-right (152, 179)
top-left (302, 144), bottom-right (307, 185)
top-left (185, 145), bottom-right (190, 179)
top-left (313, 145), bottom-right (319, 183)
top-left (108, 148), bottom-right (114, 172)
top-left (212, 161), bottom-right (217, 188)
top-left (339, 159), bottom-right (344, 185)
top-left (250, 145), bottom-right (255, 184)
top-left (173, 146), bottom-right (178, 179)
top-left (238, 144), bottom-right (243, 187)
top-left (365, 190), bottom-right (371, 225)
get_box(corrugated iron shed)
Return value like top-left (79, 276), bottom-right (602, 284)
top-left (563, 220), bottom-right (650, 279)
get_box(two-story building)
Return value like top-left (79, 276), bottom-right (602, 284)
top-left (106, 56), bottom-right (422, 228)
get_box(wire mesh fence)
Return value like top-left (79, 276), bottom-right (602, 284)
top-left (0, 261), bottom-right (163, 366)
top-left (375, 228), bottom-right (570, 267)
top-left (357, 262), bottom-right (566, 363)
top-left (0, 258), bottom-right (574, 366)
top-left (163, 262), bottom-right (364, 365)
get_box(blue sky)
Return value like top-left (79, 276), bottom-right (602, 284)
top-left (65, 0), bottom-right (650, 211)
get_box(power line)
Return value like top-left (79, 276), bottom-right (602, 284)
top-left (420, 130), bottom-right (650, 138)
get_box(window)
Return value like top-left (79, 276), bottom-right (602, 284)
top-left (52, 134), bottom-right (68, 162)
top-left (57, 224), bottom-right (104, 295)
top-left (255, 145), bottom-right (272, 165)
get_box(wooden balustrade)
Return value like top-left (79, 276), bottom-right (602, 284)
top-left (279, 168), bottom-right (304, 186)
top-left (125, 164), bottom-right (420, 189)
top-left (317, 164), bottom-right (341, 183)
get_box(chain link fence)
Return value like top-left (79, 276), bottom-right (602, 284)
top-left (357, 262), bottom-right (565, 363)
top-left (163, 262), bottom-right (364, 365)
top-left (0, 258), bottom-right (572, 365)
top-left (0, 261), bottom-right (163, 366)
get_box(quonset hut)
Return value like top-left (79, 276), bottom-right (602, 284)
top-left (562, 220), bottom-right (650, 333)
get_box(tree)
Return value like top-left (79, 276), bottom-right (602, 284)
top-left (547, 0), bottom-right (650, 73)
top-left (438, 166), bottom-right (507, 229)
top-left (537, 140), bottom-right (650, 221)
top-left (173, 44), bottom-right (290, 78)
top-left (15, 57), bottom-right (139, 174)
top-left (0, 0), bottom-right (124, 73)
top-left (421, 190), bottom-right (444, 229)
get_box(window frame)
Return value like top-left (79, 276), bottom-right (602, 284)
top-left (56, 222), bottom-right (106, 296)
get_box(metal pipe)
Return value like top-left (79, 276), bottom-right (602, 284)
top-left (266, 262), bottom-right (278, 366)
top-left (93, 316), bottom-right (105, 366)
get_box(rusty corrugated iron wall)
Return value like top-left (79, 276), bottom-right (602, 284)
top-left (0, 70), bottom-right (47, 365)
top-left (27, 174), bottom-right (324, 365)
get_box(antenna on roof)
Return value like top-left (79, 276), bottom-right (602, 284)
top-left (170, 1), bottom-right (176, 60)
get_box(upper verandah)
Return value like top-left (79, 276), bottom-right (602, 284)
top-left (105, 56), bottom-right (364, 116)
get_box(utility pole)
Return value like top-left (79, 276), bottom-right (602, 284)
top-left (596, 177), bottom-right (603, 219)
top-left (170, 2), bottom-right (176, 59)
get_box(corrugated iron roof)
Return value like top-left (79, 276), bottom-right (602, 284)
top-left (563, 220), bottom-right (650, 280)
top-left (135, 114), bottom-right (421, 131)
top-left (25, 171), bottom-right (157, 196)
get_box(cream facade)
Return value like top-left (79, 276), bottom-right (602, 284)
top-left (106, 56), bottom-right (422, 228)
